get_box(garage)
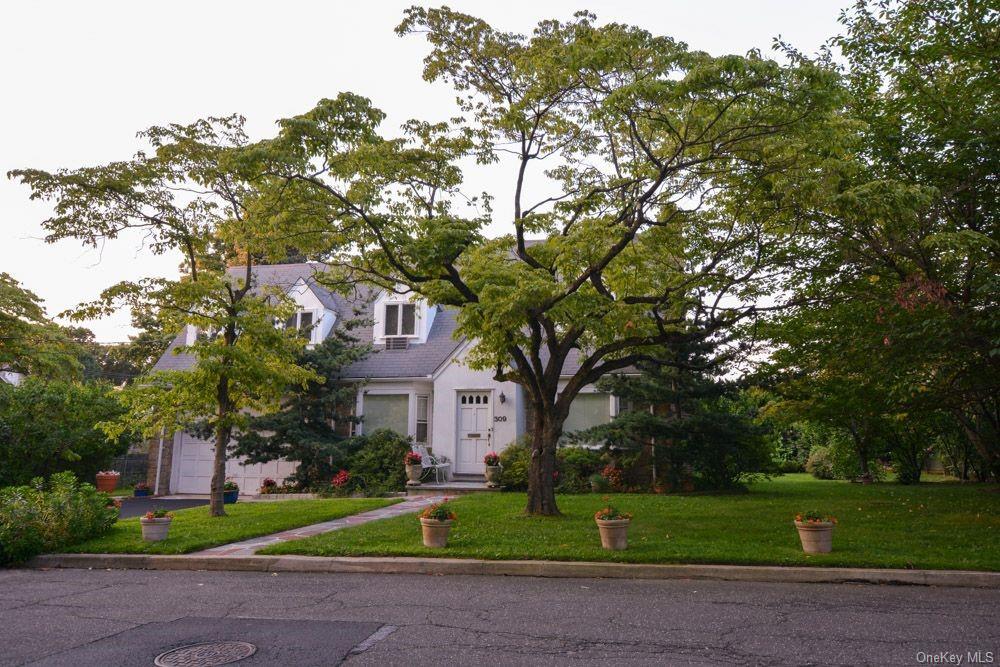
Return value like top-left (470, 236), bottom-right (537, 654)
top-left (172, 432), bottom-right (298, 495)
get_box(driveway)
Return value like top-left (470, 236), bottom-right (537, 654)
top-left (116, 497), bottom-right (208, 518)
top-left (1, 569), bottom-right (996, 665)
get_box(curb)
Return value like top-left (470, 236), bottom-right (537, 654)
top-left (26, 554), bottom-right (1000, 588)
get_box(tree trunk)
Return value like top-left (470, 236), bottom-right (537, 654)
top-left (209, 375), bottom-right (232, 517)
top-left (525, 405), bottom-right (561, 516)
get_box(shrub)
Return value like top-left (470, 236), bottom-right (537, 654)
top-left (348, 429), bottom-right (412, 494)
top-left (0, 378), bottom-right (132, 487)
top-left (498, 438), bottom-right (531, 491)
top-left (0, 472), bottom-right (118, 565)
top-left (556, 446), bottom-right (604, 493)
top-left (778, 459), bottom-right (805, 473)
top-left (806, 446), bottom-right (836, 479)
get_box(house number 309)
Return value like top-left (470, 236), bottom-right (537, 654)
top-left (494, 416), bottom-right (507, 423)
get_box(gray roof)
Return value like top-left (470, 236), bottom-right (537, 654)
top-left (342, 306), bottom-right (463, 379)
top-left (151, 263), bottom-right (464, 379)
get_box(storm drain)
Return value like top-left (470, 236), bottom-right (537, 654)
top-left (154, 641), bottom-right (257, 666)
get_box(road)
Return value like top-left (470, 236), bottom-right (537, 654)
top-left (0, 568), bottom-right (996, 666)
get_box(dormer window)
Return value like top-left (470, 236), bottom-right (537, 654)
top-left (384, 303), bottom-right (416, 337)
top-left (284, 310), bottom-right (316, 340)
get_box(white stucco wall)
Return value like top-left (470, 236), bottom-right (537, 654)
top-left (430, 343), bottom-right (523, 471)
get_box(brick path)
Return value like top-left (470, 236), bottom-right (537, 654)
top-left (195, 495), bottom-right (445, 557)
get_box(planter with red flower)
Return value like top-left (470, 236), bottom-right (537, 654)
top-left (794, 511), bottom-right (836, 553)
top-left (404, 451), bottom-right (423, 486)
top-left (95, 470), bottom-right (120, 493)
top-left (594, 500), bottom-right (632, 550)
top-left (419, 499), bottom-right (456, 547)
top-left (483, 451), bottom-right (502, 488)
top-left (133, 482), bottom-right (151, 497)
top-left (223, 479), bottom-right (239, 504)
top-left (140, 509), bottom-right (174, 542)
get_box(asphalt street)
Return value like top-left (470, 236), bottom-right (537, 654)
top-left (0, 568), bottom-right (996, 666)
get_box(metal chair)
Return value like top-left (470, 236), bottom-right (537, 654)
top-left (412, 443), bottom-right (450, 483)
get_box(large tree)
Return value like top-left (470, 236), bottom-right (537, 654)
top-left (258, 8), bottom-right (849, 513)
top-left (11, 116), bottom-right (324, 515)
top-left (769, 0), bottom-right (999, 479)
top-left (0, 273), bottom-right (81, 380)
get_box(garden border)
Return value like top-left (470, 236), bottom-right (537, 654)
top-left (26, 554), bottom-right (1000, 589)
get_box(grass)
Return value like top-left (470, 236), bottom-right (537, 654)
top-left (64, 498), bottom-right (400, 555)
top-left (260, 475), bottom-right (1000, 571)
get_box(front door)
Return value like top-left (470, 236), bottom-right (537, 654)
top-left (456, 391), bottom-right (492, 474)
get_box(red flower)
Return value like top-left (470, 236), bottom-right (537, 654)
top-left (331, 470), bottom-right (351, 488)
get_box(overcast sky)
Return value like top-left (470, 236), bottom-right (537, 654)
top-left (1, 1), bottom-right (848, 342)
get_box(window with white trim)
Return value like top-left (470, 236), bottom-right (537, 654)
top-left (284, 310), bottom-right (316, 340)
top-left (384, 303), bottom-right (416, 336)
top-left (415, 395), bottom-right (429, 443)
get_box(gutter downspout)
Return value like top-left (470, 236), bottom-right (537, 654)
top-left (153, 427), bottom-right (166, 496)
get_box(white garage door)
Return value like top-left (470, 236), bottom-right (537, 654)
top-left (175, 432), bottom-right (298, 495)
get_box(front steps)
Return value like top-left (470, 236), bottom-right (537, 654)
top-left (406, 472), bottom-right (502, 496)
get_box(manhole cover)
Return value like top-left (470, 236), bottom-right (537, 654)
top-left (154, 641), bottom-right (257, 666)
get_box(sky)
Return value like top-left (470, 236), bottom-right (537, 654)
top-left (1, 1), bottom-right (849, 342)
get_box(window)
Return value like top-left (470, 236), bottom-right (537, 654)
top-left (361, 394), bottom-right (409, 435)
top-left (416, 395), bottom-right (429, 443)
top-left (284, 311), bottom-right (316, 339)
top-left (384, 303), bottom-right (416, 336)
top-left (563, 393), bottom-right (612, 433)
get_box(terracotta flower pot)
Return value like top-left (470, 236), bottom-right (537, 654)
top-left (406, 464), bottom-right (423, 486)
top-left (140, 517), bottom-right (173, 542)
top-left (595, 518), bottom-right (630, 550)
top-left (484, 465), bottom-right (502, 488)
top-left (794, 520), bottom-right (834, 553)
top-left (95, 473), bottom-right (119, 493)
top-left (420, 517), bottom-right (453, 547)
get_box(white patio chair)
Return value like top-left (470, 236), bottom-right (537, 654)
top-left (412, 443), bottom-right (450, 483)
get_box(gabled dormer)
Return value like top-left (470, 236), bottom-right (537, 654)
top-left (283, 277), bottom-right (337, 346)
top-left (372, 288), bottom-right (436, 348)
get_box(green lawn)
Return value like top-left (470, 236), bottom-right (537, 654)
top-left (64, 498), bottom-right (400, 555)
top-left (260, 475), bottom-right (1000, 571)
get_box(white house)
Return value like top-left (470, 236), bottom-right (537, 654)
top-left (148, 262), bottom-right (617, 495)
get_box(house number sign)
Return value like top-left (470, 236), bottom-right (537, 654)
top-left (494, 416), bottom-right (507, 423)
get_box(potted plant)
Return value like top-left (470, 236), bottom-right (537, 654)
top-left (259, 478), bottom-right (278, 494)
top-left (404, 451), bottom-right (423, 486)
top-left (794, 511), bottom-right (837, 553)
top-left (419, 499), bottom-right (456, 547)
top-left (133, 482), bottom-right (151, 497)
top-left (594, 499), bottom-right (633, 551)
top-left (95, 470), bottom-right (120, 493)
top-left (223, 479), bottom-right (240, 504)
top-left (140, 509), bottom-right (173, 542)
top-left (483, 451), bottom-right (501, 488)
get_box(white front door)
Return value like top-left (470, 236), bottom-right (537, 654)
top-left (456, 390), bottom-right (493, 474)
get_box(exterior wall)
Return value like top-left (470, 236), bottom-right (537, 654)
top-left (431, 343), bottom-right (524, 473)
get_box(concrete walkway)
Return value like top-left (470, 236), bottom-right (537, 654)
top-left (194, 496), bottom-right (445, 557)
